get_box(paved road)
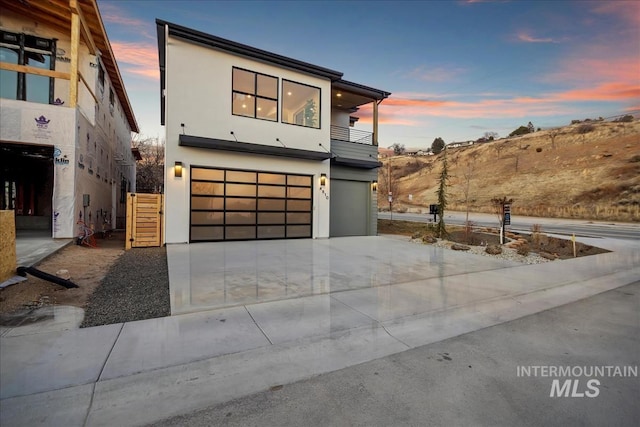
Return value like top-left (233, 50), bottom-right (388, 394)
top-left (155, 283), bottom-right (640, 427)
top-left (379, 211), bottom-right (640, 240)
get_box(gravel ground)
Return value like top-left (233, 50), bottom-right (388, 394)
top-left (80, 247), bottom-right (170, 328)
top-left (421, 239), bottom-right (552, 264)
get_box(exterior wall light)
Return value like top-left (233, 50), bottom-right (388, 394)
top-left (320, 173), bottom-right (327, 187)
top-left (372, 180), bottom-right (378, 192)
top-left (175, 161), bottom-right (183, 178)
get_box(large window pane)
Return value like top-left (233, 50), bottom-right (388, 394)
top-left (227, 183), bottom-right (255, 197)
top-left (256, 98), bottom-right (277, 121)
top-left (226, 212), bottom-right (256, 225)
top-left (191, 196), bottom-right (224, 210)
top-left (192, 182), bottom-right (224, 195)
top-left (288, 175), bottom-right (311, 186)
top-left (287, 187), bottom-right (311, 199)
top-left (258, 199), bottom-right (285, 210)
top-left (287, 200), bottom-right (311, 211)
top-left (191, 226), bottom-right (223, 241)
top-left (258, 212), bottom-right (284, 224)
top-left (258, 173), bottom-right (286, 185)
top-left (257, 74), bottom-right (277, 98)
top-left (191, 211), bottom-right (224, 225)
top-left (287, 225), bottom-right (311, 238)
top-left (258, 226), bottom-right (285, 239)
top-left (227, 170), bottom-right (256, 183)
top-left (192, 168), bottom-right (224, 181)
top-left (287, 212), bottom-right (311, 224)
top-left (233, 68), bottom-right (254, 93)
top-left (282, 80), bottom-right (320, 129)
top-left (226, 226), bottom-right (256, 240)
top-left (258, 185), bottom-right (285, 198)
top-left (232, 93), bottom-right (255, 117)
top-left (226, 198), bottom-right (256, 210)
top-left (0, 47), bottom-right (18, 99)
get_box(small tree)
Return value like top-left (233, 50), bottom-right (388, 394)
top-left (509, 126), bottom-right (530, 137)
top-left (491, 196), bottom-right (514, 244)
top-left (133, 136), bottom-right (165, 193)
top-left (548, 128), bottom-right (561, 149)
top-left (435, 151), bottom-right (449, 238)
top-left (431, 137), bottom-right (445, 155)
top-left (391, 143), bottom-right (406, 155)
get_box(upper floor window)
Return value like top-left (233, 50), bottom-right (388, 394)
top-left (282, 80), bottom-right (320, 129)
top-left (98, 65), bottom-right (105, 97)
top-left (0, 31), bottom-right (55, 104)
top-left (232, 67), bottom-right (277, 121)
top-left (109, 88), bottom-right (115, 114)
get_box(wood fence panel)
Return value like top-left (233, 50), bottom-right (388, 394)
top-left (126, 193), bottom-right (163, 249)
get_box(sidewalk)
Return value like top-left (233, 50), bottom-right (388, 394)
top-left (1, 237), bottom-right (638, 426)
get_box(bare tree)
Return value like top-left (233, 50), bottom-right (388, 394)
top-left (548, 128), bottom-right (561, 149)
top-left (493, 142), bottom-right (506, 158)
top-left (132, 136), bottom-right (165, 193)
top-left (378, 160), bottom-right (399, 212)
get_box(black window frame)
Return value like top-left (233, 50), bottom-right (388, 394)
top-left (281, 79), bottom-right (321, 129)
top-left (0, 30), bottom-right (56, 104)
top-left (231, 67), bottom-right (279, 122)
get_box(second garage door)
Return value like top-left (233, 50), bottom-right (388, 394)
top-left (330, 179), bottom-right (369, 237)
top-left (190, 167), bottom-right (312, 242)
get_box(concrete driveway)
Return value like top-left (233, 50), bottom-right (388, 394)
top-left (1, 236), bottom-right (639, 426)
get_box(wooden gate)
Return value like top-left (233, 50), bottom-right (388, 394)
top-left (125, 193), bottom-right (163, 249)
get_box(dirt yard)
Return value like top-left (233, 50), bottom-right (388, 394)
top-left (0, 233), bottom-right (126, 315)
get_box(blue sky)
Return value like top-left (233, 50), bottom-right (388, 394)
top-left (99, 0), bottom-right (639, 149)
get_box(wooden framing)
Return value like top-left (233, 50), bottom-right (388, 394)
top-left (0, 63), bottom-right (70, 80)
top-left (126, 193), bottom-right (164, 250)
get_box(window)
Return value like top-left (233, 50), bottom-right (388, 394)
top-left (98, 65), bottom-right (105, 98)
top-left (109, 88), bottom-right (115, 115)
top-left (0, 31), bottom-right (55, 104)
top-left (232, 67), bottom-right (277, 121)
top-left (282, 80), bottom-right (320, 129)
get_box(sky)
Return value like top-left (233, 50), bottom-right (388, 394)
top-left (99, 0), bottom-right (640, 149)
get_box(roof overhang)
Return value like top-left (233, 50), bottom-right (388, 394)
top-left (1, 0), bottom-right (139, 133)
top-left (331, 157), bottom-right (381, 169)
top-left (332, 79), bottom-right (391, 110)
top-left (179, 134), bottom-right (332, 161)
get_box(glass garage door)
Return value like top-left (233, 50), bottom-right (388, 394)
top-left (190, 167), bottom-right (312, 242)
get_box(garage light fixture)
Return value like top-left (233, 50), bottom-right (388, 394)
top-left (372, 180), bottom-right (378, 192)
top-left (175, 161), bottom-right (183, 178)
top-left (320, 173), bottom-right (327, 187)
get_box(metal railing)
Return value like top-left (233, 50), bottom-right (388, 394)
top-left (330, 125), bottom-right (373, 145)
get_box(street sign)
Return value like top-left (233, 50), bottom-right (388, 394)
top-left (503, 204), bottom-right (511, 225)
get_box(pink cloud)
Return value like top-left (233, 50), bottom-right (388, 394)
top-left (591, 1), bottom-right (640, 26)
top-left (110, 41), bottom-right (159, 80)
top-left (516, 31), bottom-right (558, 43)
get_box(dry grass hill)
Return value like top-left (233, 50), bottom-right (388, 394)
top-left (379, 119), bottom-right (640, 222)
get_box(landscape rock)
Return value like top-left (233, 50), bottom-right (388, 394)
top-left (422, 235), bottom-right (437, 244)
top-left (451, 243), bottom-right (471, 251)
top-left (485, 244), bottom-right (503, 255)
top-left (539, 251), bottom-right (558, 260)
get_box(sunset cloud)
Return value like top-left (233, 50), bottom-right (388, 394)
top-left (110, 41), bottom-right (159, 80)
top-left (591, 1), bottom-right (640, 26)
top-left (516, 31), bottom-right (558, 43)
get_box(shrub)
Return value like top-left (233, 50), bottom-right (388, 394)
top-left (530, 223), bottom-right (543, 233)
top-left (577, 123), bottom-right (595, 134)
top-left (517, 243), bottom-right (530, 256)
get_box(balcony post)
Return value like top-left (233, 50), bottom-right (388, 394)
top-left (372, 100), bottom-right (379, 146)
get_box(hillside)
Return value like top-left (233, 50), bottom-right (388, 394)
top-left (378, 120), bottom-right (640, 222)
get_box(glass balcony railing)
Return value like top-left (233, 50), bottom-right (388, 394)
top-left (330, 125), bottom-right (373, 145)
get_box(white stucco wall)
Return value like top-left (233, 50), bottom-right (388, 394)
top-left (163, 35), bottom-right (333, 243)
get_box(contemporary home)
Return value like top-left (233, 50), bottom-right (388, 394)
top-left (156, 20), bottom-right (390, 243)
top-left (0, 0), bottom-right (138, 238)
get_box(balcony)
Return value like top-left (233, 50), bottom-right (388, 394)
top-left (330, 125), bottom-right (373, 145)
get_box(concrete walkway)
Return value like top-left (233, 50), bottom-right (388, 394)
top-left (1, 236), bottom-right (638, 426)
